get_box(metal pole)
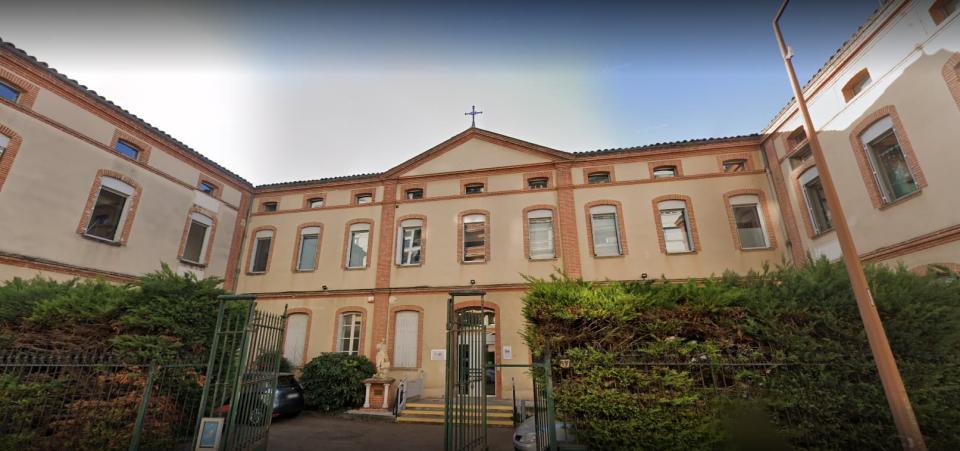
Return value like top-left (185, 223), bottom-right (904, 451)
top-left (222, 297), bottom-right (258, 450)
top-left (543, 348), bottom-right (558, 451)
top-left (772, 2), bottom-right (925, 449)
top-left (193, 298), bottom-right (227, 448)
top-left (129, 361), bottom-right (158, 451)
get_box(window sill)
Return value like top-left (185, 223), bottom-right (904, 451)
top-left (665, 250), bottom-right (697, 256)
top-left (246, 271), bottom-right (267, 276)
top-left (461, 260), bottom-right (488, 265)
top-left (878, 189), bottom-right (922, 211)
top-left (81, 233), bottom-right (122, 246)
top-left (344, 266), bottom-right (369, 271)
top-left (738, 246), bottom-right (773, 252)
top-left (810, 228), bottom-right (835, 240)
top-left (593, 254), bottom-right (625, 259)
top-left (529, 256), bottom-right (558, 261)
top-left (178, 258), bottom-right (207, 268)
top-left (396, 263), bottom-right (423, 268)
top-left (294, 268), bottom-right (317, 273)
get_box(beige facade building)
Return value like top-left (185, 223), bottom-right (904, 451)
top-left (1, 0), bottom-right (958, 400)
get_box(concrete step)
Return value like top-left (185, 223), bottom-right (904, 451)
top-left (403, 402), bottom-right (514, 411)
top-left (399, 409), bottom-right (513, 418)
top-left (396, 416), bottom-right (514, 427)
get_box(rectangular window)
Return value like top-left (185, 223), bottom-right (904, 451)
top-left (732, 201), bottom-right (769, 249)
top-left (462, 215), bottom-right (487, 262)
top-left (590, 208), bottom-right (621, 256)
top-left (0, 81), bottom-right (20, 103)
top-left (308, 198), bottom-right (324, 208)
top-left (722, 160), bottom-right (747, 173)
top-left (0, 134), bottom-right (9, 158)
top-left (283, 313), bottom-right (309, 367)
top-left (297, 229), bottom-right (320, 271)
top-left (250, 236), bottom-right (272, 272)
top-left (356, 194), bottom-right (373, 204)
top-left (527, 211), bottom-right (555, 259)
top-left (393, 311), bottom-right (419, 368)
top-left (262, 202), bottom-right (278, 212)
top-left (527, 178), bottom-right (549, 189)
top-left (659, 206), bottom-right (693, 253)
top-left (464, 183), bottom-right (484, 194)
top-left (653, 166), bottom-right (677, 178)
top-left (198, 181), bottom-right (216, 195)
top-left (182, 220), bottom-right (209, 263)
top-left (85, 188), bottom-right (127, 241)
top-left (399, 226), bottom-right (422, 265)
top-left (347, 226), bottom-right (370, 268)
top-left (337, 313), bottom-right (363, 355)
top-left (587, 172), bottom-right (610, 184)
top-left (788, 143), bottom-right (812, 169)
top-left (405, 189), bottom-right (423, 200)
top-left (114, 139), bottom-right (141, 160)
top-left (800, 167), bottom-right (833, 234)
top-left (863, 125), bottom-right (918, 202)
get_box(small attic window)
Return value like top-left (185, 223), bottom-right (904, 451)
top-left (198, 181), bottom-right (217, 195)
top-left (722, 159), bottom-right (748, 173)
top-left (356, 193), bottom-right (373, 204)
top-left (0, 80), bottom-right (20, 103)
top-left (405, 188), bottom-right (423, 200)
top-left (261, 201), bottom-right (278, 212)
top-left (308, 197), bottom-right (324, 208)
top-left (587, 172), bottom-right (610, 184)
top-left (527, 177), bottom-right (549, 189)
top-left (464, 183), bottom-right (485, 194)
top-left (786, 127), bottom-right (807, 151)
top-left (841, 69), bottom-right (872, 102)
top-left (652, 166), bottom-right (677, 179)
top-left (930, 0), bottom-right (959, 25)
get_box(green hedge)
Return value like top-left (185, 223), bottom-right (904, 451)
top-left (522, 259), bottom-right (960, 450)
top-left (300, 353), bottom-right (375, 412)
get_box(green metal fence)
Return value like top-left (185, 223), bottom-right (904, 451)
top-left (0, 352), bottom-right (206, 451)
top-left (444, 290), bottom-right (490, 451)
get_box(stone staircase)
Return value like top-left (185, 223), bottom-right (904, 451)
top-left (396, 399), bottom-right (515, 427)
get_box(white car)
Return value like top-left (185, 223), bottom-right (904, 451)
top-left (512, 416), bottom-right (578, 451)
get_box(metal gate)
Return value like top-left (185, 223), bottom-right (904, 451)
top-left (444, 290), bottom-right (490, 451)
top-left (194, 294), bottom-right (287, 451)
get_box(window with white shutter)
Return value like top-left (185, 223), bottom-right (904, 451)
top-left (283, 313), bottom-right (309, 367)
top-left (589, 205), bottom-right (621, 256)
top-left (527, 209), bottom-right (555, 259)
top-left (393, 311), bottom-right (419, 368)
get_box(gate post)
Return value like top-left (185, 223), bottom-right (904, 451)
top-left (543, 348), bottom-right (558, 451)
top-left (223, 297), bottom-right (258, 450)
top-left (129, 361), bottom-right (158, 451)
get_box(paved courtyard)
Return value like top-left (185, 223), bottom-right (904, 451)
top-left (267, 413), bottom-right (516, 451)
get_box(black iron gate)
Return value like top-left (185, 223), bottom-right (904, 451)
top-left (194, 294), bottom-right (286, 451)
top-left (444, 290), bottom-right (489, 451)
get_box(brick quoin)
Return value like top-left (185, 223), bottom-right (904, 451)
top-left (555, 164), bottom-right (582, 278)
top-left (371, 180), bottom-right (398, 356)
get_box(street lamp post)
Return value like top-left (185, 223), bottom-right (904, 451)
top-left (772, 1), bottom-right (925, 450)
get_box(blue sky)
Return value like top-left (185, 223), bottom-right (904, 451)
top-left (0, 0), bottom-right (881, 184)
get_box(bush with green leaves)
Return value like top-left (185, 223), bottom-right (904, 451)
top-left (523, 259), bottom-right (960, 450)
top-left (299, 353), bottom-right (375, 411)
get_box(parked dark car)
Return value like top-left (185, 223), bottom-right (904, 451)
top-left (215, 373), bottom-right (305, 424)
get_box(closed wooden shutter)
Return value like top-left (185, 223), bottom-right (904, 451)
top-left (393, 311), bottom-right (419, 368)
top-left (283, 313), bottom-right (309, 367)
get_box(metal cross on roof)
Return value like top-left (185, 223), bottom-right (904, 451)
top-left (464, 105), bottom-right (482, 127)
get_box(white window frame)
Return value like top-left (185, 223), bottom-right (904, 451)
top-left (346, 223), bottom-right (371, 268)
top-left (653, 166), bottom-right (677, 179)
top-left (181, 212), bottom-right (213, 264)
top-left (84, 176), bottom-right (135, 242)
top-left (527, 209), bottom-right (555, 259)
top-left (799, 167), bottom-right (832, 235)
top-left (296, 226), bottom-right (321, 271)
top-left (729, 194), bottom-right (770, 249)
top-left (657, 200), bottom-right (693, 254)
top-left (356, 194), bottom-right (373, 204)
top-left (392, 311), bottom-right (419, 368)
top-left (395, 219), bottom-right (423, 266)
top-left (859, 117), bottom-right (918, 204)
top-left (249, 229), bottom-right (274, 273)
top-left (308, 198), bottom-right (324, 208)
top-left (589, 205), bottom-right (622, 257)
top-left (462, 214), bottom-right (487, 263)
top-left (337, 312), bottom-right (363, 355)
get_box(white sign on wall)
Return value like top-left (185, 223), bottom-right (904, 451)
top-left (502, 345), bottom-right (513, 360)
top-left (430, 349), bottom-right (446, 361)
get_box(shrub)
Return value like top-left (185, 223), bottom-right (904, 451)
top-left (523, 259), bottom-right (960, 450)
top-left (299, 353), bottom-right (375, 412)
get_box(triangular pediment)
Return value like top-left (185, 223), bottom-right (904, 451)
top-left (387, 128), bottom-right (571, 177)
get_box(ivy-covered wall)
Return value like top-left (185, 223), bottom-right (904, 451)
top-left (522, 260), bottom-right (960, 450)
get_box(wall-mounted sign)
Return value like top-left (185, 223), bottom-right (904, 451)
top-left (431, 349), bottom-right (446, 361)
top-left (502, 345), bottom-right (513, 360)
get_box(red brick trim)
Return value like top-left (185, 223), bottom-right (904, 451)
top-left (523, 171), bottom-right (554, 190)
top-left (258, 197), bottom-right (281, 212)
top-left (522, 205), bottom-right (560, 260)
top-left (582, 165), bottom-right (616, 184)
top-left (848, 105), bottom-right (927, 209)
top-left (841, 68), bottom-right (871, 102)
top-left (0, 123), bottom-right (23, 192)
top-left (395, 214), bottom-right (427, 267)
top-left (722, 189), bottom-right (778, 251)
top-left (109, 129), bottom-right (151, 163)
top-left (910, 262), bottom-right (960, 276)
top-left (351, 188), bottom-right (376, 205)
top-left (302, 192), bottom-right (327, 209)
top-left (342, 218), bottom-right (375, 270)
top-left (584, 200), bottom-right (628, 257)
top-left (716, 153), bottom-right (755, 173)
top-left (763, 142), bottom-right (806, 265)
top-left (196, 174), bottom-right (223, 200)
top-left (457, 209), bottom-right (491, 264)
top-left (371, 181), bottom-right (398, 352)
top-left (862, 223), bottom-right (960, 263)
top-left (290, 222), bottom-right (324, 272)
top-left (941, 52), bottom-right (960, 110)
top-left (284, 308), bottom-right (313, 366)
top-left (930, 0), bottom-right (956, 25)
top-left (244, 225), bottom-right (277, 275)
top-left (453, 300), bottom-right (502, 399)
top-left (648, 160), bottom-right (684, 178)
top-left (176, 205), bottom-right (219, 267)
top-left (223, 191), bottom-right (250, 290)
top-left (0, 250), bottom-right (137, 283)
top-left (790, 161), bottom-right (834, 239)
top-left (460, 177), bottom-right (488, 195)
top-left (387, 305), bottom-right (425, 369)
top-left (332, 307), bottom-right (368, 356)
top-left (0, 66), bottom-right (39, 109)
top-left (399, 182), bottom-right (426, 201)
top-left (651, 194), bottom-right (701, 255)
top-left (76, 169), bottom-right (142, 246)
top-left (555, 165), bottom-right (582, 278)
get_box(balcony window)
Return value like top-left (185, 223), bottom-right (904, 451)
top-left (249, 230), bottom-right (274, 273)
top-left (181, 213), bottom-right (213, 264)
top-left (346, 223), bottom-right (370, 268)
top-left (296, 226), bottom-right (321, 271)
top-left (396, 219), bottom-right (423, 265)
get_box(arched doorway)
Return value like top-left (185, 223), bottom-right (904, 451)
top-left (456, 307), bottom-right (496, 397)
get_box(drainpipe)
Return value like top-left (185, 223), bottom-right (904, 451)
top-left (773, 2), bottom-right (925, 450)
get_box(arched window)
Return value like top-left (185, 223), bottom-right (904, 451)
top-left (337, 312), bottom-right (363, 355)
top-left (249, 228), bottom-right (275, 273)
top-left (930, 0), bottom-right (958, 25)
top-left (462, 213), bottom-right (488, 263)
top-left (392, 310), bottom-right (420, 368)
top-left (396, 218), bottom-right (424, 265)
top-left (180, 211), bottom-right (214, 265)
top-left (295, 225), bottom-right (322, 271)
top-left (284, 312), bottom-right (310, 367)
top-left (526, 209), bottom-right (555, 259)
top-left (84, 176), bottom-right (136, 242)
top-left (589, 204), bottom-right (622, 256)
top-left (798, 166), bottom-right (833, 235)
top-left (656, 199), bottom-right (694, 253)
top-left (346, 222), bottom-right (371, 268)
top-left (858, 116), bottom-right (919, 203)
top-left (727, 194), bottom-right (770, 249)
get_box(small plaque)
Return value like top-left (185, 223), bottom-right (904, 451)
top-left (195, 417), bottom-right (224, 450)
top-left (431, 349), bottom-right (446, 361)
top-left (559, 359), bottom-right (571, 369)
top-left (502, 345), bottom-right (513, 360)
